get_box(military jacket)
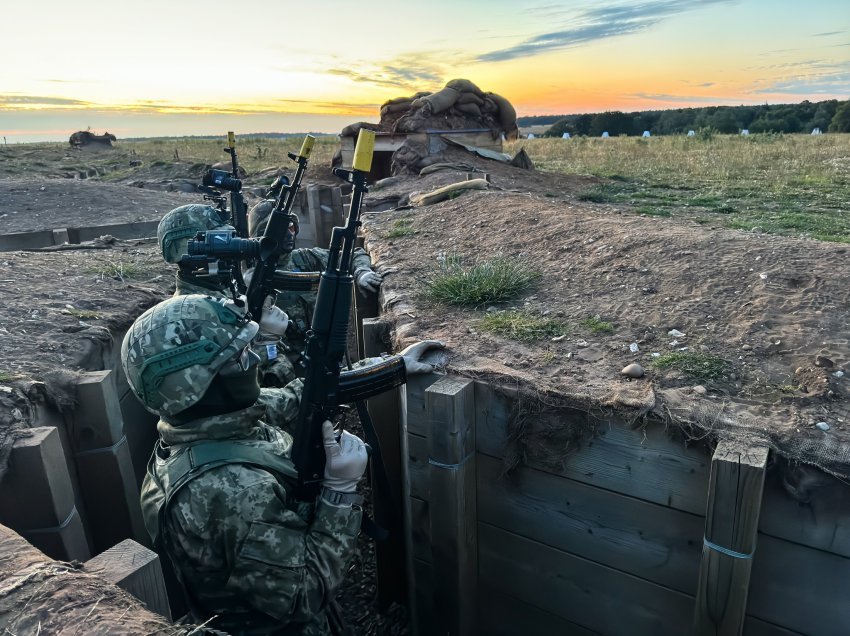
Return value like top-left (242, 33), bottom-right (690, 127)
top-left (140, 400), bottom-right (361, 635)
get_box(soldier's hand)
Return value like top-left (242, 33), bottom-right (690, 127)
top-left (354, 268), bottom-right (382, 294)
top-left (321, 420), bottom-right (368, 493)
top-left (399, 339), bottom-right (445, 374)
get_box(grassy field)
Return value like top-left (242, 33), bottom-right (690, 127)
top-left (0, 135), bottom-right (340, 185)
top-left (508, 133), bottom-right (850, 242)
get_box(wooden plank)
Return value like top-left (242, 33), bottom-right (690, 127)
top-left (475, 382), bottom-right (711, 515)
top-left (362, 318), bottom-right (407, 608)
top-left (743, 617), bottom-right (805, 636)
top-left (694, 441), bottom-right (769, 636)
top-left (406, 373), bottom-right (441, 436)
top-left (412, 557), bottom-right (437, 636)
top-left (305, 185), bottom-right (326, 248)
top-left (84, 538), bottom-right (171, 620)
top-left (477, 453), bottom-right (704, 595)
top-left (408, 433), bottom-right (429, 500)
top-left (748, 534), bottom-right (850, 636)
top-left (410, 497), bottom-right (431, 563)
top-left (479, 523), bottom-right (694, 636)
top-left (759, 465), bottom-right (850, 558)
top-left (426, 377), bottom-right (477, 636)
top-left (479, 586), bottom-right (603, 636)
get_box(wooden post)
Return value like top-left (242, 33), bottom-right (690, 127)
top-left (362, 318), bottom-right (408, 608)
top-left (84, 539), bottom-right (172, 620)
top-left (426, 377), bottom-right (477, 636)
top-left (694, 440), bottom-right (769, 635)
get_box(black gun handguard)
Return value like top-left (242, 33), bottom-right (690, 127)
top-left (335, 357), bottom-right (406, 405)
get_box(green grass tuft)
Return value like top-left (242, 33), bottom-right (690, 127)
top-left (67, 308), bottom-right (100, 320)
top-left (87, 260), bottom-right (144, 280)
top-left (423, 257), bottom-right (541, 307)
top-left (652, 351), bottom-right (731, 381)
top-left (479, 311), bottom-right (568, 342)
top-left (386, 219), bottom-right (417, 238)
top-left (579, 316), bottom-right (615, 333)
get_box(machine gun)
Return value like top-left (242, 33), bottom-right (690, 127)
top-left (290, 129), bottom-right (407, 502)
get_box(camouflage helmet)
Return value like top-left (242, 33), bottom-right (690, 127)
top-left (121, 294), bottom-right (259, 416)
top-left (157, 204), bottom-right (232, 263)
top-left (248, 198), bottom-right (299, 241)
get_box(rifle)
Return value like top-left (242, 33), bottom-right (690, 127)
top-left (245, 135), bottom-right (315, 322)
top-left (291, 129), bottom-right (407, 502)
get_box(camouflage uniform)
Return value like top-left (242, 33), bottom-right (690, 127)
top-left (124, 296), bottom-right (361, 635)
top-left (249, 197), bottom-right (373, 379)
top-left (141, 409), bottom-right (360, 635)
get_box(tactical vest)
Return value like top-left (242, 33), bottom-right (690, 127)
top-left (141, 439), bottom-right (298, 547)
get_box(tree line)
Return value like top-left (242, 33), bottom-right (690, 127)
top-left (515, 99), bottom-right (850, 137)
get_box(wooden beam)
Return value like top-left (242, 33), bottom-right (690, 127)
top-left (426, 376), bottom-right (477, 636)
top-left (694, 440), bottom-right (769, 635)
top-left (362, 318), bottom-right (407, 609)
top-left (84, 539), bottom-right (172, 620)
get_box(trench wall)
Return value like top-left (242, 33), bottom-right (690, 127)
top-left (404, 374), bottom-right (850, 636)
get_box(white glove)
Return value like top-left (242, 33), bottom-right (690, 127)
top-left (354, 268), bottom-right (382, 293)
top-left (258, 302), bottom-right (289, 336)
top-left (322, 420), bottom-right (368, 493)
top-left (399, 339), bottom-right (445, 375)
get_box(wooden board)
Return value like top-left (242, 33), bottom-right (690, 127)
top-left (478, 523), bottom-right (694, 636)
top-left (477, 453), bottom-right (704, 595)
top-left (475, 382), bottom-right (711, 515)
top-left (406, 373), bottom-right (442, 436)
top-left (479, 586), bottom-right (603, 636)
top-left (408, 433), bottom-right (429, 500)
top-left (759, 467), bottom-right (850, 559)
top-left (748, 534), bottom-right (850, 636)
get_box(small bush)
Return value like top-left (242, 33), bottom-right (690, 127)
top-left (479, 311), bottom-right (568, 342)
top-left (422, 257), bottom-right (541, 307)
top-left (652, 351), bottom-right (731, 381)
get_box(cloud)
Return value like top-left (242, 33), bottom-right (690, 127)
top-left (327, 56), bottom-right (444, 91)
top-left (0, 95), bottom-right (92, 107)
top-left (813, 31), bottom-right (845, 37)
top-left (477, 0), bottom-right (734, 63)
top-left (752, 70), bottom-right (850, 95)
top-left (631, 92), bottom-right (738, 104)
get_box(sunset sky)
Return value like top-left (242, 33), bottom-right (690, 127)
top-left (2, 0), bottom-right (848, 142)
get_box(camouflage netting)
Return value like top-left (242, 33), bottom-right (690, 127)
top-left (337, 79), bottom-right (519, 175)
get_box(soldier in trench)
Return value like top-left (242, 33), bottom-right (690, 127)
top-left (123, 293), bottom-right (441, 635)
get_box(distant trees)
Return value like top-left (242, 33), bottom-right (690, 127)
top-left (537, 99), bottom-right (848, 137)
top-left (829, 101), bottom-right (850, 133)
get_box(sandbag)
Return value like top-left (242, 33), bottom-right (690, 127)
top-left (381, 101), bottom-right (412, 115)
top-left (341, 121), bottom-right (374, 137)
top-left (486, 92), bottom-right (517, 131)
top-left (481, 97), bottom-right (498, 114)
top-left (454, 102), bottom-right (482, 118)
top-left (409, 178), bottom-right (489, 206)
top-left (456, 92), bottom-right (485, 106)
top-left (423, 87), bottom-right (460, 114)
top-left (446, 78), bottom-right (484, 97)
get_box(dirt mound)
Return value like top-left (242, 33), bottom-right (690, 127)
top-left (361, 161), bottom-right (850, 479)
